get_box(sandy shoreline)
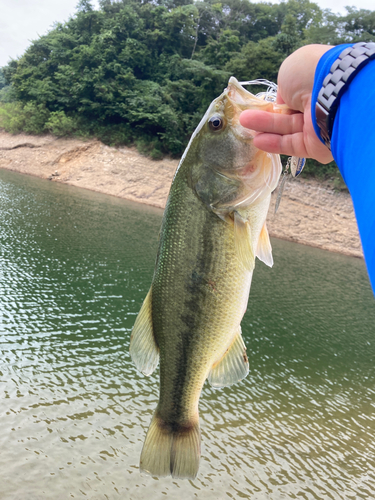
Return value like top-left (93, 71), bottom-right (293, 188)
top-left (0, 130), bottom-right (363, 258)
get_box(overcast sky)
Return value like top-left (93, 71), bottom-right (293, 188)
top-left (0, 0), bottom-right (373, 68)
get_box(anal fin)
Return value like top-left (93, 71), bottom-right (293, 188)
top-left (256, 223), bottom-right (273, 267)
top-left (234, 211), bottom-right (255, 271)
top-left (129, 288), bottom-right (159, 376)
top-left (208, 327), bottom-right (249, 388)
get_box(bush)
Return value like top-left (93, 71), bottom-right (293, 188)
top-left (45, 111), bottom-right (77, 136)
top-left (135, 137), bottom-right (164, 160)
top-left (302, 158), bottom-right (338, 179)
top-left (91, 123), bottom-right (134, 147)
top-left (0, 85), bottom-right (16, 103)
top-left (0, 101), bottom-right (50, 134)
top-left (22, 102), bottom-right (50, 134)
top-left (301, 158), bottom-right (348, 191)
top-left (0, 102), bottom-right (24, 133)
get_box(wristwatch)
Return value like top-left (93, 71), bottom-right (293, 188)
top-left (315, 42), bottom-right (375, 150)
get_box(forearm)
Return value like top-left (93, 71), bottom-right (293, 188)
top-left (312, 47), bottom-right (375, 292)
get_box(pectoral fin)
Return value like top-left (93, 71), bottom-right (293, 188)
top-left (256, 223), bottom-right (273, 267)
top-left (129, 288), bottom-right (159, 376)
top-left (208, 327), bottom-right (249, 388)
top-left (234, 211), bottom-right (255, 271)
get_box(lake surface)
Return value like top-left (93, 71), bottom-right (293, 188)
top-left (1, 168), bottom-right (375, 500)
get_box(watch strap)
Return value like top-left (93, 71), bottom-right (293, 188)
top-left (316, 42), bottom-right (375, 149)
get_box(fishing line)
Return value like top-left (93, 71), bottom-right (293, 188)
top-left (239, 79), bottom-right (278, 102)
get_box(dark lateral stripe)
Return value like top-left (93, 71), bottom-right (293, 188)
top-left (167, 210), bottom-right (216, 421)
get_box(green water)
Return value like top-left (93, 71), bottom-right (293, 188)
top-left (1, 168), bottom-right (375, 499)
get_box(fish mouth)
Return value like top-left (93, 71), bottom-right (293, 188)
top-left (226, 77), bottom-right (254, 106)
top-left (225, 77), bottom-right (269, 111)
top-left (223, 77), bottom-right (260, 142)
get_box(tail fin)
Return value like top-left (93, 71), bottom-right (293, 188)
top-left (140, 413), bottom-right (201, 480)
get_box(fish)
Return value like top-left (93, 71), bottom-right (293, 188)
top-left (129, 77), bottom-right (290, 480)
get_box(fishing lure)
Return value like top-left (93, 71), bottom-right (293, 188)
top-left (239, 79), bottom-right (306, 213)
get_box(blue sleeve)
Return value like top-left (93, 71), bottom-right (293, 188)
top-left (312, 45), bottom-right (375, 294)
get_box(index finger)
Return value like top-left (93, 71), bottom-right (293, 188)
top-left (239, 110), bottom-right (304, 136)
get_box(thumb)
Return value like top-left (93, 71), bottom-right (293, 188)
top-left (276, 89), bottom-right (285, 105)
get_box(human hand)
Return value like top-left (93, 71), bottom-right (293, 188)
top-left (240, 44), bottom-right (334, 164)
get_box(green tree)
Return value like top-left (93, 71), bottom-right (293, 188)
top-left (273, 14), bottom-right (301, 55)
top-left (0, 69), bottom-right (6, 90)
top-left (2, 0), bottom-right (374, 163)
top-left (200, 29), bottom-right (241, 66)
top-left (226, 37), bottom-right (284, 83)
top-left (304, 9), bottom-right (346, 44)
top-left (343, 7), bottom-right (375, 41)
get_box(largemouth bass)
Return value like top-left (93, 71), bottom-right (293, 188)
top-left (130, 77), bottom-right (289, 479)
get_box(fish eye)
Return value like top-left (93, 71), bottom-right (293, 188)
top-left (208, 116), bottom-right (223, 131)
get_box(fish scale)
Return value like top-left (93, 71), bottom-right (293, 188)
top-left (129, 77), bottom-right (293, 479)
top-left (154, 180), bottom-right (248, 415)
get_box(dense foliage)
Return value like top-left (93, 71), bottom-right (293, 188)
top-left (0, 0), bottom-right (374, 170)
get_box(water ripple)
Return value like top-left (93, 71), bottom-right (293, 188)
top-left (1, 169), bottom-right (375, 499)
